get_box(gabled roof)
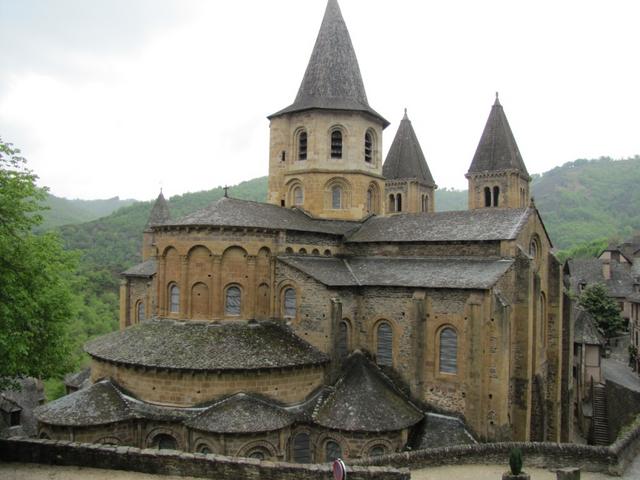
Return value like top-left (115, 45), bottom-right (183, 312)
top-left (147, 191), bottom-right (171, 227)
top-left (567, 258), bottom-right (636, 298)
top-left (186, 393), bottom-right (295, 434)
top-left (279, 256), bottom-right (514, 290)
top-left (347, 208), bottom-right (531, 243)
top-left (467, 94), bottom-right (529, 177)
top-left (269, 0), bottom-right (388, 127)
top-left (383, 110), bottom-right (436, 186)
top-left (574, 309), bottom-right (605, 346)
top-left (168, 197), bottom-right (359, 236)
top-left (35, 380), bottom-right (134, 427)
top-left (122, 259), bottom-right (157, 277)
top-left (313, 353), bottom-right (423, 432)
top-left (85, 319), bottom-right (329, 372)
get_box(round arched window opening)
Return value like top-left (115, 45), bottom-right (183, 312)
top-left (293, 186), bottom-right (304, 206)
top-left (225, 286), bottom-right (242, 316)
top-left (153, 434), bottom-right (178, 450)
top-left (283, 287), bottom-right (297, 318)
top-left (325, 440), bottom-right (342, 462)
top-left (369, 445), bottom-right (387, 457)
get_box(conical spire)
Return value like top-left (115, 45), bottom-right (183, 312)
top-left (467, 95), bottom-right (529, 177)
top-left (383, 110), bottom-right (436, 186)
top-left (269, 0), bottom-right (388, 126)
top-left (146, 191), bottom-right (170, 227)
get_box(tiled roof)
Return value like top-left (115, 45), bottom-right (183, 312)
top-left (280, 256), bottom-right (513, 290)
top-left (574, 309), bottom-right (605, 346)
top-left (168, 197), bottom-right (359, 236)
top-left (383, 111), bottom-right (435, 186)
top-left (467, 95), bottom-right (529, 177)
top-left (416, 413), bottom-right (476, 448)
top-left (85, 319), bottom-right (329, 371)
top-left (347, 208), bottom-right (531, 243)
top-left (35, 381), bottom-right (134, 427)
top-left (147, 192), bottom-right (171, 227)
top-left (63, 367), bottom-right (91, 390)
top-left (186, 393), bottom-right (295, 434)
top-left (122, 259), bottom-right (157, 277)
top-left (567, 258), bottom-right (636, 298)
top-left (313, 353), bottom-right (423, 432)
top-left (269, 0), bottom-right (388, 127)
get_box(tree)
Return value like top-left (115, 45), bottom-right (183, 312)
top-left (578, 283), bottom-right (624, 339)
top-left (0, 138), bottom-right (76, 389)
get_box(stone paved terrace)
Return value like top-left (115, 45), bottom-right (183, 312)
top-left (2, 455), bottom-right (640, 480)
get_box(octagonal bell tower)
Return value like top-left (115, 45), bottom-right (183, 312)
top-left (267, 0), bottom-right (389, 221)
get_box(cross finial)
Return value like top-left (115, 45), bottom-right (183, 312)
top-left (223, 185), bottom-right (229, 198)
top-left (403, 107), bottom-right (408, 120)
top-left (494, 91), bottom-right (501, 106)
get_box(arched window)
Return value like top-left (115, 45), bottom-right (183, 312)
top-left (364, 131), bottom-right (373, 163)
top-left (197, 444), bottom-right (211, 454)
top-left (136, 301), bottom-right (145, 322)
top-left (169, 285), bottom-right (179, 313)
top-left (325, 440), bottom-right (342, 462)
top-left (369, 445), bottom-right (386, 457)
top-left (293, 186), bottom-right (303, 206)
top-left (298, 131), bottom-right (308, 161)
top-left (338, 320), bottom-right (349, 359)
top-left (225, 286), bottom-right (241, 316)
top-left (493, 186), bottom-right (500, 207)
top-left (332, 185), bottom-right (342, 209)
top-left (154, 434), bottom-right (178, 450)
top-left (367, 189), bottom-right (373, 213)
top-left (396, 193), bottom-right (402, 212)
top-left (376, 321), bottom-right (393, 367)
top-left (283, 288), bottom-right (296, 317)
top-left (484, 187), bottom-right (492, 207)
top-left (331, 130), bottom-right (343, 159)
top-left (292, 432), bottom-right (311, 463)
top-left (388, 194), bottom-right (396, 213)
top-left (439, 327), bottom-right (458, 374)
top-left (247, 449), bottom-right (268, 460)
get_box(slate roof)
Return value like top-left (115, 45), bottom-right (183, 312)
top-left (63, 367), bottom-right (91, 390)
top-left (147, 192), bottom-right (171, 227)
top-left (85, 319), bottom-right (329, 371)
top-left (567, 258), bottom-right (636, 298)
top-left (0, 395), bottom-right (21, 414)
top-left (383, 111), bottom-right (436, 186)
top-left (122, 259), bottom-right (157, 277)
top-left (313, 353), bottom-right (423, 432)
top-left (168, 197), bottom-right (359, 236)
top-left (574, 309), bottom-right (605, 346)
top-left (416, 413), bottom-right (476, 449)
top-left (269, 0), bottom-right (388, 127)
top-left (467, 95), bottom-right (529, 177)
top-left (280, 256), bottom-right (514, 290)
top-left (186, 393), bottom-right (295, 434)
top-left (347, 208), bottom-right (531, 243)
top-left (35, 381), bottom-right (134, 427)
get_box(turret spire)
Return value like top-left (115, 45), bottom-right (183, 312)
top-left (467, 95), bottom-right (529, 177)
top-left (269, 0), bottom-right (388, 126)
top-left (146, 191), bottom-right (171, 227)
top-left (383, 111), bottom-right (436, 186)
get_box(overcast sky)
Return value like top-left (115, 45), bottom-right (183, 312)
top-left (1, 0), bottom-right (639, 201)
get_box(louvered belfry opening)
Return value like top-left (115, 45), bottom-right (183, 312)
top-left (376, 322), bottom-right (393, 366)
top-left (439, 327), bottom-right (458, 373)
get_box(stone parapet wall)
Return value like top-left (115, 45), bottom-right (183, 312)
top-left (352, 415), bottom-right (640, 476)
top-left (0, 438), bottom-right (408, 480)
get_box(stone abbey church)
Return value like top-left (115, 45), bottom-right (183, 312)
top-left (37, 0), bottom-right (571, 462)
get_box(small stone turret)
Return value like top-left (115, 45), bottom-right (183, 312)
top-left (383, 110), bottom-right (437, 214)
top-left (466, 94), bottom-right (531, 210)
top-left (143, 191), bottom-right (170, 260)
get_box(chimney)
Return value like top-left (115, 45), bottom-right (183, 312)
top-left (602, 260), bottom-right (611, 281)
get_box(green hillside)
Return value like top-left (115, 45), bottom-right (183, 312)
top-left (39, 194), bottom-right (136, 231)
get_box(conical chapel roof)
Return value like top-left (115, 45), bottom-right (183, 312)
top-left (146, 191), bottom-right (170, 227)
top-left (269, 0), bottom-right (388, 127)
top-left (467, 94), bottom-right (529, 178)
top-left (383, 110), bottom-right (436, 186)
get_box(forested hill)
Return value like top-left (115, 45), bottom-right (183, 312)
top-left (39, 194), bottom-right (136, 231)
top-left (531, 156), bottom-right (640, 249)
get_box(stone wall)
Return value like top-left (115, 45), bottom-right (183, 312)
top-left (91, 359), bottom-right (325, 406)
top-left (0, 438), bottom-right (408, 480)
top-left (606, 379), bottom-right (640, 442)
top-left (352, 414), bottom-right (640, 476)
